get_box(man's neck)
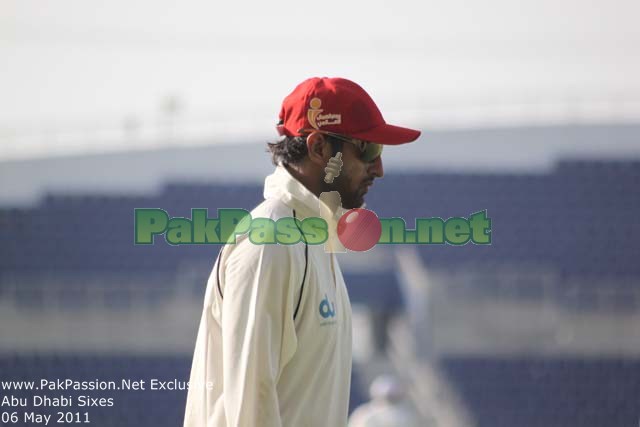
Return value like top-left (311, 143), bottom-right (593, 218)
top-left (284, 163), bottom-right (323, 199)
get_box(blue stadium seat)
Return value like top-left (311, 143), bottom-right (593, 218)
top-left (441, 356), bottom-right (640, 427)
top-left (1, 159), bottom-right (639, 309)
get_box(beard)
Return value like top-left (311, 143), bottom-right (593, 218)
top-left (321, 173), bottom-right (365, 210)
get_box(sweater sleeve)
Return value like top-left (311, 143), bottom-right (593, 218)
top-left (219, 238), bottom-right (300, 427)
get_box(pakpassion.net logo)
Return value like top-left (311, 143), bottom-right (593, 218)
top-left (134, 208), bottom-right (491, 252)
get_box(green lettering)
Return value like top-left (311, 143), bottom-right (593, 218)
top-left (219, 209), bottom-right (251, 243)
top-left (444, 218), bottom-right (471, 245)
top-left (134, 209), bottom-right (169, 244)
top-left (301, 217), bottom-right (328, 244)
top-left (379, 218), bottom-right (406, 244)
top-left (166, 218), bottom-right (193, 244)
top-left (416, 217), bottom-right (445, 244)
top-left (275, 217), bottom-right (302, 245)
top-left (249, 218), bottom-right (276, 244)
top-left (469, 210), bottom-right (491, 244)
top-left (192, 209), bottom-right (220, 243)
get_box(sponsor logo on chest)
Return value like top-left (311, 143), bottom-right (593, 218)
top-left (318, 293), bottom-right (337, 326)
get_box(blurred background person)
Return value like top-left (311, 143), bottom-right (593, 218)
top-left (349, 375), bottom-right (424, 427)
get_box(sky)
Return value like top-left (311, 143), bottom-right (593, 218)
top-left (1, 0), bottom-right (639, 158)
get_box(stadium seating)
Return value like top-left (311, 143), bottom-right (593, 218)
top-left (2, 160), bottom-right (638, 279)
top-left (441, 356), bottom-right (640, 427)
top-left (2, 159), bottom-right (639, 310)
top-left (343, 272), bottom-right (404, 312)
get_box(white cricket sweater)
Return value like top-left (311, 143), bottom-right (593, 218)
top-left (184, 165), bottom-right (353, 427)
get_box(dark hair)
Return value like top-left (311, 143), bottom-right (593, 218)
top-left (266, 136), bottom-right (308, 166)
top-left (266, 135), bottom-right (343, 166)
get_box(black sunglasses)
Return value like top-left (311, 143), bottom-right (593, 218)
top-left (298, 128), bottom-right (383, 163)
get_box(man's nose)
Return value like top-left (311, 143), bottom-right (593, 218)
top-left (369, 156), bottom-right (384, 178)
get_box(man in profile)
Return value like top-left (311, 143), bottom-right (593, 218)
top-left (184, 77), bottom-right (421, 426)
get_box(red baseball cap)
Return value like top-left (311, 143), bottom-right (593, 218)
top-left (277, 77), bottom-right (421, 145)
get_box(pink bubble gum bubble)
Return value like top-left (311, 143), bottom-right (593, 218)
top-left (337, 208), bottom-right (382, 252)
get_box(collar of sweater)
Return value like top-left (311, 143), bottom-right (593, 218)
top-left (263, 165), bottom-right (351, 220)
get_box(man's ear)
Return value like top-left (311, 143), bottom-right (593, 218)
top-left (306, 132), bottom-right (332, 167)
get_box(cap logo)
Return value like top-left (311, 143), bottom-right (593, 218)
top-left (307, 97), bottom-right (341, 130)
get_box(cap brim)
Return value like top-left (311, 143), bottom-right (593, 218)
top-left (351, 123), bottom-right (421, 145)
